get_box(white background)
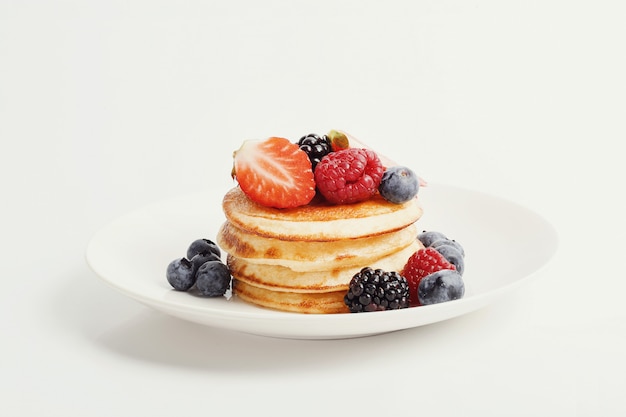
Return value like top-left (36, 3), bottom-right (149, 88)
top-left (2, 0), bottom-right (625, 416)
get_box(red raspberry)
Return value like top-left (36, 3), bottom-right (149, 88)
top-left (314, 148), bottom-right (384, 204)
top-left (402, 247), bottom-right (456, 306)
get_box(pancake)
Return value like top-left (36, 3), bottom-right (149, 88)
top-left (217, 221), bottom-right (418, 272)
top-left (222, 186), bottom-right (423, 241)
top-left (233, 280), bottom-right (350, 314)
top-left (227, 240), bottom-right (422, 293)
top-left (220, 185), bottom-right (424, 314)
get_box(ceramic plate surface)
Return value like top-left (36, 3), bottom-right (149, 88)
top-left (86, 184), bottom-right (558, 339)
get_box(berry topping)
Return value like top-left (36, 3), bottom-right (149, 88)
top-left (327, 129), bottom-right (350, 152)
top-left (166, 238), bottom-right (232, 297)
top-left (166, 257), bottom-right (197, 291)
top-left (297, 133), bottom-right (332, 170)
top-left (401, 247), bottom-right (456, 306)
top-left (195, 260), bottom-right (232, 297)
top-left (344, 267), bottom-right (410, 312)
top-left (232, 137), bottom-right (316, 209)
top-left (378, 165), bottom-right (420, 204)
top-left (314, 148), bottom-right (384, 204)
top-left (187, 238), bottom-right (221, 260)
top-left (430, 238), bottom-right (465, 257)
top-left (417, 231), bottom-right (466, 275)
top-left (190, 251), bottom-right (222, 273)
top-left (417, 230), bottom-right (448, 247)
top-left (418, 269), bottom-right (465, 305)
top-left (433, 244), bottom-right (465, 275)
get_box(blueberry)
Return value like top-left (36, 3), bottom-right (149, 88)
top-left (187, 238), bottom-right (221, 260)
top-left (190, 251), bottom-right (222, 273)
top-left (431, 238), bottom-right (465, 257)
top-left (418, 270), bottom-right (465, 305)
top-left (378, 166), bottom-right (419, 204)
top-left (195, 261), bottom-right (231, 297)
top-left (417, 230), bottom-right (448, 247)
top-left (434, 245), bottom-right (465, 275)
top-left (166, 257), bottom-right (196, 291)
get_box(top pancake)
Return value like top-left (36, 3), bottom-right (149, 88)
top-left (222, 186), bottom-right (423, 241)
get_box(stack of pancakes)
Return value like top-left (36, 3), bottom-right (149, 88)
top-left (216, 186), bottom-right (424, 314)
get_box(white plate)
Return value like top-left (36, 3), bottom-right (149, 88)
top-left (85, 184), bottom-right (558, 339)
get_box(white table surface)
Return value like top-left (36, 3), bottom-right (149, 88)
top-left (2, 1), bottom-right (625, 416)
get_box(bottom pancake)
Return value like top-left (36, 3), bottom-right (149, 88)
top-left (233, 280), bottom-right (350, 314)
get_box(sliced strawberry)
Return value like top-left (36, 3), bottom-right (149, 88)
top-left (232, 137), bottom-right (316, 209)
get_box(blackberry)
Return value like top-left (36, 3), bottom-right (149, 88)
top-left (297, 133), bottom-right (332, 170)
top-left (344, 267), bottom-right (410, 313)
